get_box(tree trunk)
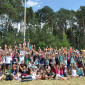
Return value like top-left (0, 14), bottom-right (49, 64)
top-left (83, 19), bottom-right (85, 48)
top-left (69, 20), bottom-right (73, 45)
top-left (52, 23), bottom-right (53, 34)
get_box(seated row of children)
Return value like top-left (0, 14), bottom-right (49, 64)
top-left (0, 61), bottom-right (85, 82)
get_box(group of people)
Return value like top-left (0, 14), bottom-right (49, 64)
top-left (0, 39), bottom-right (85, 82)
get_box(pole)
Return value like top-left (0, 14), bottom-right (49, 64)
top-left (24, 0), bottom-right (26, 43)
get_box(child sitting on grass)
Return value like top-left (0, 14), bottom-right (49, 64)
top-left (75, 63), bottom-right (84, 77)
top-left (76, 67), bottom-right (83, 76)
top-left (21, 66), bottom-right (32, 82)
top-left (63, 66), bottom-right (68, 77)
top-left (71, 67), bottom-right (78, 78)
top-left (55, 65), bottom-right (67, 80)
top-left (5, 65), bottom-right (13, 80)
top-left (36, 70), bottom-right (42, 80)
top-left (46, 69), bottom-right (55, 79)
top-left (12, 64), bottom-right (18, 80)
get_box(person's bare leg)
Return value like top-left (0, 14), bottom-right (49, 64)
top-left (59, 76), bottom-right (67, 80)
top-left (45, 75), bottom-right (48, 79)
top-left (0, 74), bottom-right (4, 80)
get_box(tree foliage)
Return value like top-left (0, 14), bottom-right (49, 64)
top-left (0, 1), bottom-right (85, 50)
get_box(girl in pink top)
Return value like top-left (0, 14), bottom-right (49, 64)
top-left (55, 65), bottom-right (67, 80)
top-left (60, 64), bottom-right (64, 77)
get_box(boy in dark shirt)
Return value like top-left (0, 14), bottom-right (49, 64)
top-left (46, 69), bottom-right (55, 79)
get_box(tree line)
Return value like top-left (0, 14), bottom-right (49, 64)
top-left (0, 0), bottom-right (85, 50)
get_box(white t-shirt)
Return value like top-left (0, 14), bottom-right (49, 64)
top-left (32, 72), bottom-right (36, 80)
top-left (20, 50), bottom-right (25, 56)
top-left (63, 60), bottom-right (67, 65)
top-left (19, 56), bottom-right (24, 64)
top-left (72, 69), bottom-right (77, 76)
top-left (5, 56), bottom-right (12, 64)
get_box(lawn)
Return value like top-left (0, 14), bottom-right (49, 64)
top-left (83, 58), bottom-right (85, 64)
top-left (0, 77), bottom-right (85, 85)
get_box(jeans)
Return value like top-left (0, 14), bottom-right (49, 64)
top-left (6, 75), bottom-right (13, 80)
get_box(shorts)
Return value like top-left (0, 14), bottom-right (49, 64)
top-left (71, 74), bottom-right (78, 77)
top-left (55, 74), bottom-right (61, 79)
top-left (32, 76), bottom-right (36, 80)
top-left (18, 73), bottom-right (22, 78)
top-left (60, 74), bottom-right (64, 77)
top-left (78, 74), bottom-right (83, 76)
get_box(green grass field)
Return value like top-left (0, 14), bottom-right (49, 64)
top-left (83, 58), bottom-right (85, 64)
top-left (0, 77), bottom-right (85, 85)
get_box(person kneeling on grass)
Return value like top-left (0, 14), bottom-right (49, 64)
top-left (5, 65), bottom-right (13, 80)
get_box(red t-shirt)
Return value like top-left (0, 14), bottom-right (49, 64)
top-left (0, 57), bottom-right (1, 61)
top-left (67, 55), bottom-right (70, 62)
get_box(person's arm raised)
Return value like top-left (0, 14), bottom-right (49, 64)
top-left (19, 65), bottom-right (23, 71)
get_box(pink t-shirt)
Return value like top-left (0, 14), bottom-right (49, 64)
top-left (57, 69), bottom-right (60, 75)
top-left (54, 68), bottom-right (60, 75)
top-left (60, 69), bottom-right (63, 75)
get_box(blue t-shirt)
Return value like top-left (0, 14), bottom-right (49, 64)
top-left (29, 43), bottom-right (31, 50)
top-left (44, 59), bottom-right (49, 66)
top-left (12, 69), bottom-right (17, 75)
top-left (35, 60), bottom-right (38, 66)
top-left (76, 67), bottom-right (83, 75)
top-left (59, 55), bottom-right (63, 62)
top-left (70, 57), bottom-right (75, 64)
